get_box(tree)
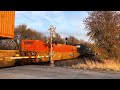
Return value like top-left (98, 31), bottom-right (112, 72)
top-left (55, 33), bottom-right (65, 44)
top-left (79, 40), bottom-right (86, 44)
top-left (67, 36), bottom-right (80, 45)
top-left (47, 33), bottom-right (65, 44)
top-left (84, 11), bottom-right (120, 59)
top-left (0, 24), bottom-right (46, 50)
top-left (14, 24), bottom-right (46, 49)
top-left (15, 24), bottom-right (45, 40)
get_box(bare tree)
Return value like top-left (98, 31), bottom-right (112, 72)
top-left (84, 11), bottom-right (120, 59)
top-left (67, 36), bottom-right (80, 45)
top-left (0, 24), bottom-right (46, 50)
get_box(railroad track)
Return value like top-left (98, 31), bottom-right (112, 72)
top-left (15, 55), bottom-right (101, 68)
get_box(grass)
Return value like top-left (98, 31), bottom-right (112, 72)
top-left (72, 59), bottom-right (120, 71)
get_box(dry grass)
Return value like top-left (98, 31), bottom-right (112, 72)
top-left (72, 59), bottom-right (120, 71)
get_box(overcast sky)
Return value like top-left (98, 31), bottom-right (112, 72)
top-left (15, 11), bottom-right (90, 42)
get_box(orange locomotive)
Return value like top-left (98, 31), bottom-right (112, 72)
top-left (20, 40), bottom-right (80, 63)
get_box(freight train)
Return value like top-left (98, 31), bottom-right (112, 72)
top-left (14, 40), bottom-right (80, 65)
top-left (0, 11), bottom-right (94, 68)
top-left (14, 40), bottom-right (94, 66)
top-left (0, 39), bottom-right (94, 68)
top-left (0, 11), bottom-right (80, 67)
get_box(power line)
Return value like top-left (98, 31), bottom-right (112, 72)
top-left (41, 32), bottom-right (87, 36)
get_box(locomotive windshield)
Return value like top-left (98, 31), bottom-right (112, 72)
top-left (24, 41), bottom-right (34, 45)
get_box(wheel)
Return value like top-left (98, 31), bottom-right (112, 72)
top-left (27, 59), bottom-right (32, 65)
top-left (20, 59), bottom-right (25, 66)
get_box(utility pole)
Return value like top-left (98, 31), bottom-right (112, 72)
top-left (48, 25), bottom-right (56, 66)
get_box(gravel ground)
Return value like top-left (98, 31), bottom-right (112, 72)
top-left (0, 65), bottom-right (120, 79)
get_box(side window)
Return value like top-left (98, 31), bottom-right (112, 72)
top-left (24, 42), bottom-right (34, 45)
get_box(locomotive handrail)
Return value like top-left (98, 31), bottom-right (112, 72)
top-left (5, 55), bottom-right (49, 60)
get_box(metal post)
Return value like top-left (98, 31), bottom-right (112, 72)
top-left (49, 25), bottom-right (55, 66)
top-left (72, 38), bottom-right (74, 59)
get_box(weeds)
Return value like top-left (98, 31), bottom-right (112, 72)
top-left (72, 59), bottom-right (120, 71)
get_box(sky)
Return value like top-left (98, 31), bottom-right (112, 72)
top-left (15, 11), bottom-right (90, 42)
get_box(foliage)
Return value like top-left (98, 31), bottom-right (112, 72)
top-left (54, 33), bottom-right (65, 44)
top-left (0, 24), bottom-right (46, 50)
top-left (0, 24), bottom-right (81, 50)
top-left (84, 11), bottom-right (120, 60)
top-left (67, 36), bottom-right (80, 45)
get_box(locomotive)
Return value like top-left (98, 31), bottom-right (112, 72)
top-left (17, 40), bottom-right (80, 65)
